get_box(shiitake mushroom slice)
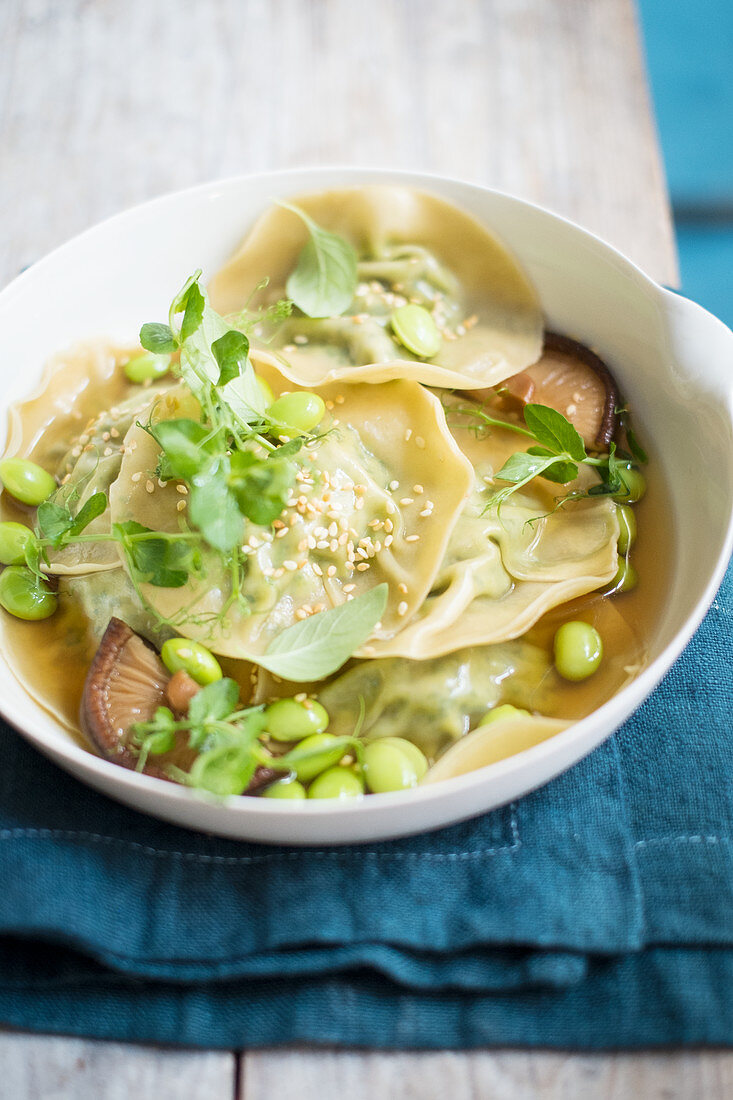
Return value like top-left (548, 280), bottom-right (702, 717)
top-left (80, 617), bottom-right (279, 793)
top-left (470, 332), bottom-right (619, 450)
top-left (80, 617), bottom-right (174, 777)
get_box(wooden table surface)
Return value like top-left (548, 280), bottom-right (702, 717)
top-left (1, 0), bottom-right (729, 1096)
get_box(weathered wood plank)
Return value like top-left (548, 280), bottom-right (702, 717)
top-left (0, 1034), bottom-right (235, 1100)
top-left (241, 1048), bottom-right (733, 1100)
top-left (0, 0), bottom-right (676, 288)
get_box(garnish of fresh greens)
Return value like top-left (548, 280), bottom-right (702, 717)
top-left (132, 677), bottom-right (364, 796)
top-left (456, 402), bottom-right (644, 511)
top-left (277, 201), bottom-right (358, 319)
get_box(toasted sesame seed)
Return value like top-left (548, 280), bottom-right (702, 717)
top-left (295, 609), bottom-right (308, 620)
top-left (356, 562), bottom-right (370, 571)
top-left (176, 499), bottom-right (186, 512)
top-left (176, 484), bottom-right (188, 495)
top-left (398, 582), bottom-right (408, 594)
top-left (312, 562), bottom-right (323, 576)
top-left (145, 480), bottom-right (155, 494)
top-left (102, 431), bottom-right (111, 442)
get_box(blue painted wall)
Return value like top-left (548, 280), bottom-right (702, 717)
top-left (639, 1), bottom-right (733, 323)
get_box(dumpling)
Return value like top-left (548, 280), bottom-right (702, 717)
top-left (108, 364), bottom-right (474, 658)
top-left (366, 400), bottom-right (620, 659)
top-left (208, 186), bottom-right (543, 390)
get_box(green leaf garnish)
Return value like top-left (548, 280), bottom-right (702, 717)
top-left (523, 404), bottom-right (586, 462)
top-left (278, 201), bottom-right (358, 318)
top-left (37, 492), bottom-right (108, 549)
top-left (188, 459), bottom-right (245, 553)
top-left (256, 583), bottom-right (388, 681)
top-left (228, 449), bottom-right (294, 526)
top-left (113, 521), bottom-right (195, 588)
top-left (180, 281), bottom-right (205, 342)
top-left (140, 322), bottom-right (177, 355)
top-left (147, 418), bottom-right (214, 481)
top-left (211, 330), bottom-right (250, 387)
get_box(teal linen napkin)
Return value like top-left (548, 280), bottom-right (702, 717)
top-left (0, 561), bottom-right (730, 1049)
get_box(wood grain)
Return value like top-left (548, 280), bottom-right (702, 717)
top-left (0, 1), bottom-right (707, 1097)
top-left (0, 0), bottom-right (676, 288)
top-left (0, 1034), bottom-right (234, 1100)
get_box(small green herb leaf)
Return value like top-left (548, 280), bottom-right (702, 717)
top-left (524, 404), bottom-right (587, 462)
top-left (228, 450), bottom-right (294, 527)
top-left (70, 491), bottom-right (107, 535)
top-left (212, 330), bottom-right (250, 387)
top-left (188, 677), bottom-right (241, 726)
top-left (526, 446), bottom-right (579, 484)
top-left (188, 459), bottom-right (244, 552)
top-left (180, 281), bottom-right (205, 342)
top-left (257, 583), bottom-right (388, 681)
top-left (188, 744), bottom-right (258, 796)
top-left (279, 201), bottom-right (358, 318)
top-left (148, 418), bottom-right (212, 481)
top-left (36, 502), bottom-right (74, 548)
top-left (113, 521), bottom-right (194, 588)
top-left (140, 323), bottom-right (178, 355)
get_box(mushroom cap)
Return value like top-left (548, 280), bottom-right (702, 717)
top-left (469, 332), bottom-right (619, 450)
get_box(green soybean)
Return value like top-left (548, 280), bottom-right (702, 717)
top-left (479, 704), bottom-right (531, 726)
top-left (554, 621), bottom-right (603, 682)
top-left (308, 765), bottom-right (365, 800)
top-left (377, 737), bottom-right (428, 780)
top-left (268, 391), bottom-right (326, 434)
top-left (616, 504), bottom-right (637, 553)
top-left (161, 637), bottom-right (223, 685)
top-left (608, 556), bottom-right (638, 593)
top-left (124, 351), bottom-right (172, 384)
top-left (613, 465), bottom-right (646, 503)
top-left (264, 697), bottom-right (330, 742)
top-left (0, 522), bottom-right (37, 566)
top-left (261, 777), bottom-right (307, 800)
top-left (390, 304), bottom-right (442, 359)
top-left (0, 566), bottom-right (57, 620)
top-left (285, 733), bottom-right (347, 782)
top-left (362, 740), bottom-right (419, 794)
top-left (0, 457), bottom-right (56, 506)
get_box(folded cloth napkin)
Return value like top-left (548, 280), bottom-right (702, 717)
top-left (0, 562), bottom-right (731, 1050)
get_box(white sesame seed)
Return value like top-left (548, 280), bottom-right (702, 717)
top-left (389, 480), bottom-right (400, 491)
top-left (361, 645), bottom-right (375, 656)
top-left (293, 334), bottom-right (308, 345)
top-left (327, 564), bottom-right (337, 577)
top-left (415, 436), bottom-right (426, 449)
top-left (343, 584), bottom-right (356, 593)
top-left (385, 499), bottom-right (397, 515)
top-left (283, 560), bottom-right (298, 571)
top-left (176, 500), bottom-right (186, 512)
top-left (413, 484), bottom-right (424, 494)
top-left (312, 562), bottom-right (323, 576)
top-left (176, 484), bottom-right (188, 495)
top-left (400, 497), bottom-right (414, 506)
top-left (419, 508), bottom-right (433, 518)
top-left (404, 429), bottom-right (412, 442)
top-left (384, 535), bottom-right (393, 547)
top-left (356, 562), bottom-right (370, 571)
top-left (398, 601), bottom-right (408, 616)
top-left (405, 534), bottom-right (420, 542)
top-left (145, 480), bottom-right (155, 494)
top-left (131, 471), bottom-right (142, 483)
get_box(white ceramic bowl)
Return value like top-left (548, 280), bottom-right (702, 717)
top-left (1, 168), bottom-right (732, 845)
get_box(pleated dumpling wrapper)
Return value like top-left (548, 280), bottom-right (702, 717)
top-left (208, 186), bottom-right (543, 390)
top-left (421, 712), bottom-right (573, 783)
top-left (366, 398), bottom-right (620, 659)
top-left (108, 364), bottom-right (473, 659)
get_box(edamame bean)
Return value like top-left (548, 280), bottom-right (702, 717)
top-left (261, 777), bottom-right (307, 800)
top-left (0, 566), bottom-right (57, 620)
top-left (616, 504), bottom-right (637, 554)
top-left (0, 522), bottom-right (36, 566)
top-left (308, 765), bottom-right (365, 800)
top-left (124, 351), bottom-right (171, 384)
top-left (264, 697), bottom-right (330, 742)
top-left (377, 737), bottom-right (428, 780)
top-left (268, 391), bottom-right (326, 434)
top-left (362, 740), bottom-right (419, 793)
top-left (608, 556), bottom-right (638, 593)
top-left (612, 465), bottom-right (646, 503)
top-left (390, 304), bottom-right (442, 359)
top-left (0, 457), bottom-right (56, 506)
top-left (285, 733), bottom-right (346, 782)
top-left (479, 704), bottom-right (531, 726)
top-left (161, 637), bottom-right (223, 685)
top-left (553, 621), bottom-right (603, 682)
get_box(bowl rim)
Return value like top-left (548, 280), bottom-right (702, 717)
top-left (1, 165), bottom-right (733, 830)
